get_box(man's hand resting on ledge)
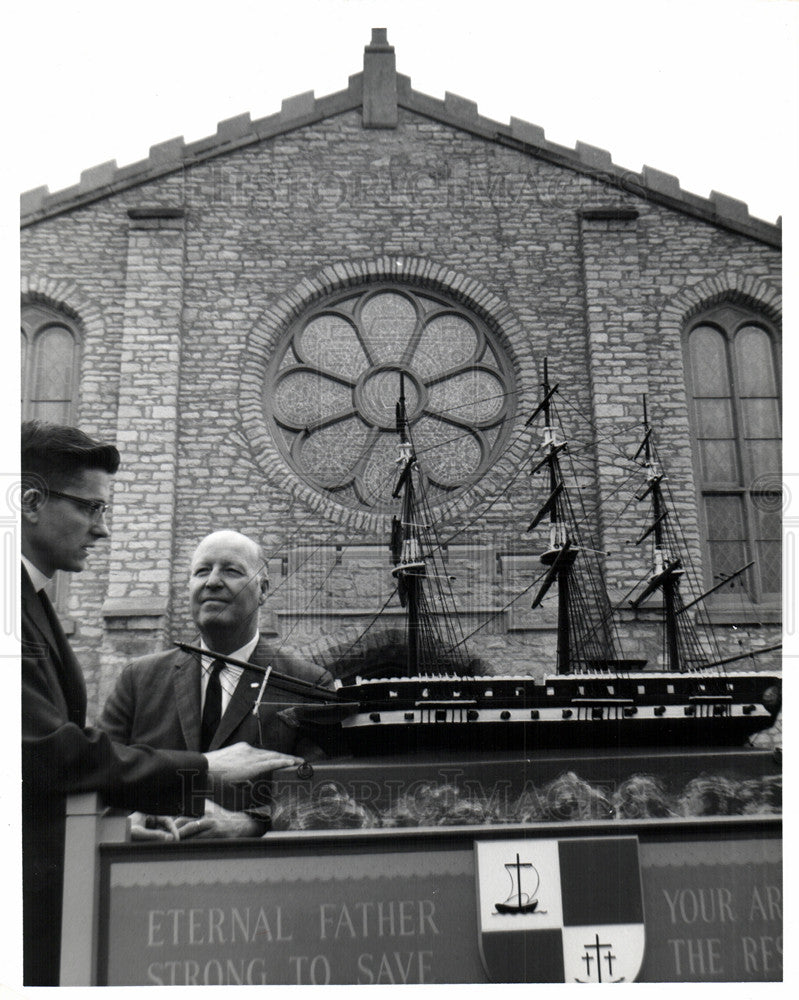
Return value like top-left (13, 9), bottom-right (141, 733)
top-left (174, 799), bottom-right (267, 840)
top-left (204, 742), bottom-right (302, 788)
top-left (129, 744), bottom-right (298, 841)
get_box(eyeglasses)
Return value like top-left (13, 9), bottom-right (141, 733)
top-left (48, 489), bottom-right (110, 523)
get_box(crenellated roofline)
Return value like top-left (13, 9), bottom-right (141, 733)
top-left (20, 28), bottom-right (780, 247)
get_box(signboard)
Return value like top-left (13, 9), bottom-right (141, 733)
top-left (639, 836), bottom-right (782, 981)
top-left (101, 846), bottom-right (483, 985)
top-left (475, 837), bottom-right (645, 982)
top-left (97, 826), bottom-right (781, 985)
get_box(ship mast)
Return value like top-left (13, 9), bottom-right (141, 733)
top-left (390, 372), bottom-right (426, 676)
top-left (630, 396), bottom-right (685, 671)
top-left (528, 359), bottom-right (581, 674)
top-left (629, 398), bottom-right (782, 674)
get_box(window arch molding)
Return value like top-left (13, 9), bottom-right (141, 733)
top-left (21, 272), bottom-right (106, 340)
top-left (240, 258), bottom-right (538, 533)
top-left (675, 282), bottom-right (782, 606)
top-left (661, 273), bottom-right (781, 333)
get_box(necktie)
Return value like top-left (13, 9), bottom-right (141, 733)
top-left (200, 659), bottom-right (225, 751)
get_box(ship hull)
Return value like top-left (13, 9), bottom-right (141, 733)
top-left (340, 714), bottom-right (775, 755)
top-left (334, 670), bottom-right (780, 755)
top-left (495, 901), bottom-right (539, 915)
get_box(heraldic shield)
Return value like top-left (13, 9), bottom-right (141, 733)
top-left (475, 836), bottom-right (645, 982)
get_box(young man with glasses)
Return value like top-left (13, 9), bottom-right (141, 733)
top-left (20, 421), bottom-right (302, 985)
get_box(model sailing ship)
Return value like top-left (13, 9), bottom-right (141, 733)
top-left (182, 363), bottom-right (782, 754)
top-left (324, 362), bottom-right (781, 753)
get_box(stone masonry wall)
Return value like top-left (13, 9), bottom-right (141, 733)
top-left (20, 107), bottom-right (781, 726)
top-left (99, 210), bottom-right (186, 701)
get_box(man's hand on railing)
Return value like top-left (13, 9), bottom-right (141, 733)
top-left (174, 799), bottom-right (267, 840)
top-left (128, 811), bottom-right (181, 842)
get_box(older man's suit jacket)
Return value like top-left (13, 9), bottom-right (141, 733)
top-left (21, 566), bottom-right (208, 985)
top-left (98, 638), bottom-right (336, 811)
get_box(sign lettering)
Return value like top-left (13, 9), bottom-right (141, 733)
top-left (101, 835), bottom-right (781, 984)
top-left (638, 841), bottom-right (782, 981)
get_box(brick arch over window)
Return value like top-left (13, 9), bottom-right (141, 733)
top-left (663, 275), bottom-right (781, 606)
top-left (660, 273), bottom-right (781, 334)
top-left (21, 273), bottom-right (106, 336)
top-left (240, 257), bottom-right (538, 533)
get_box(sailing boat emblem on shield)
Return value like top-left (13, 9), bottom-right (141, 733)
top-left (494, 853), bottom-right (547, 915)
top-left (476, 837), bottom-right (646, 982)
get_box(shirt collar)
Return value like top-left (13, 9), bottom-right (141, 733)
top-left (22, 554), bottom-right (52, 593)
top-left (199, 632), bottom-right (260, 671)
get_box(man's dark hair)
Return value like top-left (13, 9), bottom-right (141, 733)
top-left (21, 420), bottom-right (120, 490)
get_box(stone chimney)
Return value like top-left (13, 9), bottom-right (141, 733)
top-left (362, 28), bottom-right (398, 128)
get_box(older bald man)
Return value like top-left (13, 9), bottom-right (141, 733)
top-left (99, 530), bottom-right (335, 838)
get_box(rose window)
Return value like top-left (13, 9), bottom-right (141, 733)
top-left (265, 285), bottom-right (516, 509)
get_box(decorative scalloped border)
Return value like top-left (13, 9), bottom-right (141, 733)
top-left (640, 835), bottom-right (781, 868)
top-left (110, 851), bottom-right (473, 887)
top-left (239, 257), bottom-right (538, 534)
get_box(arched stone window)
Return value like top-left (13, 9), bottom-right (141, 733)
top-left (684, 302), bottom-right (781, 603)
top-left (21, 301), bottom-right (81, 422)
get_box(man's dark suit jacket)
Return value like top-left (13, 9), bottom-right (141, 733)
top-left (21, 567), bottom-right (209, 986)
top-left (98, 638), bottom-right (336, 811)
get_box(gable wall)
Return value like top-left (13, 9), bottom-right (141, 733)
top-left (20, 108), bottom-right (781, 723)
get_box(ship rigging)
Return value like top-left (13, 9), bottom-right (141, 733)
top-left (180, 363), bottom-right (781, 754)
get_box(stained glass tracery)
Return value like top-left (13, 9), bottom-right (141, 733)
top-left (266, 286), bottom-right (515, 509)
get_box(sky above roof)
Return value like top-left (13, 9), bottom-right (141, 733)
top-left (4, 0), bottom-right (797, 506)
top-left (8, 0), bottom-right (798, 225)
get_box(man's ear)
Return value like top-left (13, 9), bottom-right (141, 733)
top-left (21, 488), bottom-right (44, 524)
top-left (258, 575), bottom-right (269, 603)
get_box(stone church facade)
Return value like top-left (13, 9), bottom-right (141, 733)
top-left (20, 31), bottom-right (781, 737)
